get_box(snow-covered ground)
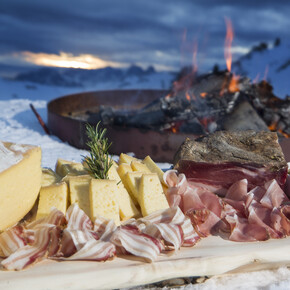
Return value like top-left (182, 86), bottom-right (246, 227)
top-left (0, 57), bottom-right (290, 289)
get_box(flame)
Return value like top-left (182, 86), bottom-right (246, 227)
top-left (200, 92), bottom-right (207, 98)
top-left (263, 65), bottom-right (269, 81)
top-left (228, 74), bottom-right (240, 93)
top-left (253, 73), bottom-right (260, 84)
top-left (268, 121), bottom-right (289, 138)
top-left (224, 18), bottom-right (234, 72)
top-left (186, 91), bottom-right (191, 101)
top-left (172, 127), bottom-right (177, 133)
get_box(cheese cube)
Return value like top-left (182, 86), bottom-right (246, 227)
top-left (131, 161), bottom-right (151, 173)
top-left (108, 166), bottom-right (140, 220)
top-left (41, 168), bottom-right (61, 187)
top-left (36, 182), bottom-right (68, 219)
top-left (89, 179), bottom-right (120, 225)
top-left (139, 174), bottom-right (169, 216)
top-left (68, 175), bottom-right (92, 219)
top-left (0, 141), bottom-right (42, 231)
top-left (118, 153), bottom-right (139, 164)
top-left (124, 171), bottom-right (144, 202)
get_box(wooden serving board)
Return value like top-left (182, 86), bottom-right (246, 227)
top-left (1, 236), bottom-right (290, 289)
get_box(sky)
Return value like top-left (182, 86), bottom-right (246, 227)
top-left (0, 0), bottom-right (290, 74)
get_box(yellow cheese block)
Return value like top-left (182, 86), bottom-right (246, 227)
top-left (118, 153), bottom-right (139, 164)
top-left (124, 171), bottom-right (144, 202)
top-left (108, 166), bottom-right (140, 220)
top-left (116, 163), bottom-right (134, 198)
top-left (41, 168), bottom-right (61, 187)
top-left (36, 182), bottom-right (68, 219)
top-left (131, 161), bottom-right (151, 173)
top-left (89, 179), bottom-right (120, 226)
top-left (0, 141), bottom-right (41, 231)
top-left (55, 158), bottom-right (87, 177)
top-left (138, 173), bottom-right (169, 216)
top-left (68, 175), bottom-right (92, 219)
top-left (142, 155), bottom-right (166, 186)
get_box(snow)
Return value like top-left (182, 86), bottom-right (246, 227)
top-left (0, 71), bottom-right (289, 289)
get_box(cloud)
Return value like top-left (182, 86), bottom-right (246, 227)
top-left (0, 0), bottom-right (289, 72)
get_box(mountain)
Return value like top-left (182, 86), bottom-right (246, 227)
top-left (232, 38), bottom-right (290, 98)
top-left (11, 65), bottom-right (176, 90)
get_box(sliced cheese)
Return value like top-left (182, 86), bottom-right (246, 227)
top-left (89, 179), bottom-right (120, 225)
top-left (131, 161), bottom-right (151, 173)
top-left (116, 163), bottom-right (134, 198)
top-left (138, 173), bottom-right (169, 216)
top-left (68, 175), bottom-right (92, 219)
top-left (41, 168), bottom-right (61, 187)
top-left (118, 153), bottom-right (139, 164)
top-left (0, 141), bottom-right (42, 231)
top-left (36, 182), bottom-right (68, 219)
top-left (142, 155), bottom-right (166, 185)
top-left (108, 166), bottom-right (140, 220)
top-left (124, 171), bottom-right (144, 202)
top-left (56, 158), bottom-right (87, 177)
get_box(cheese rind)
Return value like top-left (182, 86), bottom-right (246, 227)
top-left (138, 173), bottom-right (169, 216)
top-left (36, 182), bottom-right (68, 219)
top-left (68, 175), bottom-right (92, 219)
top-left (0, 142), bottom-right (42, 231)
top-left (89, 179), bottom-right (120, 225)
top-left (108, 166), bottom-right (140, 220)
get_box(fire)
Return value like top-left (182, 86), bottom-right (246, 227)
top-left (200, 92), bottom-right (207, 98)
top-left (268, 121), bottom-right (289, 138)
top-left (186, 91), bottom-right (191, 101)
top-left (228, 74), bottom-right (240, 93)
top-left (224, 18), bottom-right (234, 72)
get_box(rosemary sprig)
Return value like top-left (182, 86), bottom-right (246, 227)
top-left (83, 122), bottom-right (113, 179)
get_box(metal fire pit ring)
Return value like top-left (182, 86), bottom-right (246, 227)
top-left (47, 89), bottom-right (199, 163)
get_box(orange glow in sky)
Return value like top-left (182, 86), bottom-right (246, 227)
top-left (19, 51), bottom-right (121, 69)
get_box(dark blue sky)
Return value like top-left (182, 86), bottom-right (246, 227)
top-left (0, 0), bottom-right (289, 73)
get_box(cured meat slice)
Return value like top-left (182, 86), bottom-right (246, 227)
top-left (174, 131), bottom-right (288, 194)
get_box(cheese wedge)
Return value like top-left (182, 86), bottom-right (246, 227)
top-left (0, 141), bottom-right (42, 231)
top-left (118, 153), bottom-right (139, 164)
top-left (116, 163), bottom-right (134, 197)
top-left (90, 179), bottom-right (120, 225)
top-left (131, 161), bottom-right (151, 173)
top-left (41, 168), bottom-right (61, 187)
top-left (138, 173), bottom-right (169, 216)
top-left (108, 166), bottom-right (140, 220)
top-left (68, 175), bottom-right (92, 219)
top-left (36, 182), bottom-right (68, 219)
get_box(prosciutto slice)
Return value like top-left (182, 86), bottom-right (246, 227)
top-left (164, 169), bottom-right (290, 242)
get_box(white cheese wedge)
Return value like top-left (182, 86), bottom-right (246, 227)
top-left (68, 175), bottom-right (92, 219)
top-left (138, 173), bottom-right (169, 216)
top-left (0, 141), bottom-right (42, 231)
top-left (36, 182), bottom-right (68, 219)
top-left (124, 171), bottom-right (144, 202)
top-left (108, 166), bottom-right (140, 220)
top-left (89, 179), bottom-right (120, 225)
